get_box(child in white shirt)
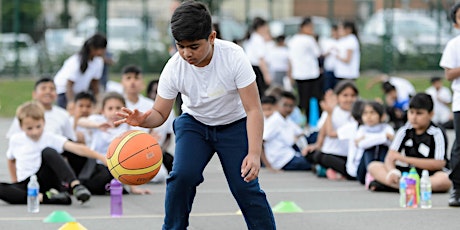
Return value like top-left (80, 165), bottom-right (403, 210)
top-left (77, 92), bottom-right (151, 195)
top-left (353, 101), bottom-right (394, 185)
top-left (1, 102), bottom-right (103, 205)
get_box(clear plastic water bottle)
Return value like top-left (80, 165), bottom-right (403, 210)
top-left (27, 175), bottom-right (39, 213)
top-left (110, 179), bottom-right (123, 217)
top-left (399, 172), bottom-right (409, 208)
top-left (420, 170), bottom-right (432, 209)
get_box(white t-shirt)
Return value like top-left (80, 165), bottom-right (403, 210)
top-left (266, 45), bottom-right (290, 72)
top-left (6, 132), bottom-right (68, 182)
top-left (321, 106), bottom-right (353, 156)
top-left (335, 34), bottom-right (360, 79)
top-left (426, 86), bottom-right (452, 124)
top-left (6, 105), bottom-right (76, 141)
top-left (244, 33), bottom-right (268, 66)
top-left (69, 116), bottom-right (92, 146)
top-left (54, 54), bottom-right (104, 95)
top-left (125, 95), bottom-right (175, 146)
top-left (346, 123), bottom-right (394, 177)
top-left (158, 39), bottom-right (255, 126)
top-left (288, 34), bottom-right (321, 80)
top-left (439, 35), bottom-right (460, 112)
top-left (389, 77), bottom-right (416, 102)
top-left (88, 114), bottom-right (130, 164)
top-left (263, 112), bottom-right (304, 170)
top-left (320, 37), bottom-right (338, 71)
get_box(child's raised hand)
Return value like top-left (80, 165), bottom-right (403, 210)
top-left (115, 107), bottom-right (152, 127)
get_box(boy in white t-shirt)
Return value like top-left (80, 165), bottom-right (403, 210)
top-left (6, 78), bottom-right (76, 141)
top-left (440, 2), bottom-right (460, 207)
top-left (0, 102), bottom-right (105, 205)
top-left (115, 2), bottom-right (275, 229)
top-left (263, 91), bottom-right (311, 171)
top-left (425, 76), bottom-right (453, 128)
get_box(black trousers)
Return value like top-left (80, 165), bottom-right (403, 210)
top-left (253, 66), bottom-right (268, 98)
top-left (0, 147), bottom-right (77, 204)
top-left (295, 78), bottom-right (321, 119)
top-left (450, 112), bottom-right (460, 189)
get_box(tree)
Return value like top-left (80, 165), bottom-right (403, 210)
top-left (1, 0), bottom-right (42, 38)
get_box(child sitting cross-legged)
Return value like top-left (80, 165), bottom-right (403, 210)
top-left (0, 101), bottom-right (106, 205)
top-left (367, 93), bottom-right (451, 192)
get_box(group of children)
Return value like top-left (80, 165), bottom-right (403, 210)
top-left (260, 79), bottom-right (452, 195)
top-left (0, 65), bottom-right (175, 206)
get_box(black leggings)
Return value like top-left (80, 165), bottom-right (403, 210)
top-left (312, 151), bottom-right (355, 180)
top-left (0, 147), bottom-right (78, 204)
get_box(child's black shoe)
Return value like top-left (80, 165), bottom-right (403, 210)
top-left (45, 189), bottom-right (72, 205)
top-left (72, 184), bottom-right (91, 203)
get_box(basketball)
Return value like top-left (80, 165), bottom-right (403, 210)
top-left (106, 130), bottom-right (163, 185)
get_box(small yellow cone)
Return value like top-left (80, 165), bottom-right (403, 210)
top-left (235, 209), bottom-right (242, 215)
top-left (58, 222), bottom-right (88, 230)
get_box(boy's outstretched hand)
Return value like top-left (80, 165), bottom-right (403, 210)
top-left (115, 107), bottom-right (152, 127)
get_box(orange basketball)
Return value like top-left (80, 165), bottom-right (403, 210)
top-left (106, 130), bottom-right (163, 185)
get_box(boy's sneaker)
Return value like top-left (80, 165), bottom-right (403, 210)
top-left (45, 189), bottom-right (72, 205)
top-left (72, 184), bottom-right (91, 203)
top-left (326, 168), bottom-right (344, 180)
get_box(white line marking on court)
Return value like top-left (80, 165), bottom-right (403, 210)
top-left (0, 207), bottom-right (452, 222)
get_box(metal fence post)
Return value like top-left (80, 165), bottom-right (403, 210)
top-left (382, 0), bottom-right (394, 74)
top-left (13, 0), bottom-right (20, 78)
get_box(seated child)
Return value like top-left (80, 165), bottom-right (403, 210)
top-left (6, 78), bottom-right (76, 141)
top-left (263, 91), bottom-right (311, 171)
top-left (0, 101), bottom-right (105, 205)
top-left (367, 93), bottom-right (451, 192)
top-left (70, 92), bottom-right (96, 145)
top-left (304, 81), bottom-right (359, 180)
top-left (78, 92), bottom-right (151, 195)
top-left (353, 101), bottom-right (394, 185)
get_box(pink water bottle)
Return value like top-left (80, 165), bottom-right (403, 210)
top-left (405, 178), bottom-right (418, 208)
top-left (110, 179), bottom-right (123, 217)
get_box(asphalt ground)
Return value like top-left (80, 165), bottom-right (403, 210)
top-left (0, 117), bottom-right (459, 230)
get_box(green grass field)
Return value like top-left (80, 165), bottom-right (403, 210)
top-left (0, 73), bottom-right (448, 118)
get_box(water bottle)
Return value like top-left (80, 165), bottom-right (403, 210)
top-left (408, 167), bottom-right (420, 204)
top-left (110, 179), bottom-right (123, 217)
top-left (420, 170), bottom-right (432, 209)
top-left (405, 178), bottom-right (418, 208)
top-left (27, 175), bottom-right (40, 213)
top-left (399, 172), bottom-right (409, 208)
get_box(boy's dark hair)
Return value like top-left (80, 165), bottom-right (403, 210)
top-left (102, 92), bottom-right (126, 109)
top-left (300, 17), bottom-right (312, 28)
top-left (409, 93), bottom-right (433, 112)
top-left (34, 77), bottom-right (54, 90)
top-left (79, 33), bottom-right (107, 73)
top-left (430, 76), bottom-right (442, 83)
top-left (351, 100), bottom-right (365, 125)
top-left (251, 17), bottom-right (267, 32)
top-left (275, 35), bottom-right (285, 43)
top-left (382, 81), bottom-right (396, 94)
top-left (261, 95), bottom-right (277, 105)
top-left (334, 80), bottom-right (359, 96)
top-left (279, 91), bottom-right (297, 103)
top-left (366, 101), bottom-right (385, 119)
top-left (122, 65), bottom-right (142, 75)
top-left (171, 0), bottom-right (212, 42)
top-left (74, 91), bottom-right (96, 104)
top-left (450, 2), bottom-right (460, 24)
